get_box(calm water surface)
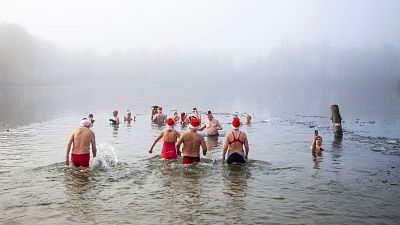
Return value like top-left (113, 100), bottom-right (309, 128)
top-left (1, 87), bottom-right (399, 224)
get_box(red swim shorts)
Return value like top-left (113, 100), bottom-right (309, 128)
top-left (182, 156), bottom-right (200, 164)
top-left (71, 153), bottom-right (90, 168)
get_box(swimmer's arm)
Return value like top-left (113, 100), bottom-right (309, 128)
top-left (243, 133), bottom-right (249, 160)
top-left (91, 132), bottom-right (97, 158)
top-left (197, 123), bottom-right (206, 131)
top-left (222, 135), bottom-right (229, 160)
top-left (217, 120), bottom-right (223, 130)
top-left (310, 135), bottom-right (317, 151)
top-left (65, 133), bottom-right (74, 165)
top-left (201, 138), bottom-right (207, 156)
top-left (176, 135), bottom-right (184, 155)
top-left (149, 132), bottom-right (164, 153)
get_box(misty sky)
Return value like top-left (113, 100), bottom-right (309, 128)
top-left (1, 0), bottom-right (400, 60)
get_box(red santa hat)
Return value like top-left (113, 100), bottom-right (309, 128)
top-left (81, 117), bottom-right (91, 127)
top-left (167, 118), bottom-right (175, 128)
top-left (231, 118), bottom-right (241, 129)
top-left (189, 118), bottom-right (200, 129)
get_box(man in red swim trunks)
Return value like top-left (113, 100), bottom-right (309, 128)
top-left (66, 118), bottom-right (97, 168)
top-left (176, 118), bottom-right (207, 164)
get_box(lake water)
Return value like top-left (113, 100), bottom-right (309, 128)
top-left (1, 86), bottom-right (399, 224)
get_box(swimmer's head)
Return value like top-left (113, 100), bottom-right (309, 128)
top-left (231, 118), bottom-right (241, 130)
top-left (189, 118), bottom-right (200, 130)
top-left (167, 118), bottom-right (175, 129)
top-left (126, 110), bottom-right (131, 115)
top-left (88, 114), bottom-right (94, 118)
top-left (245, 114), bottom-right (251, 122)
top-left (81, 117), bottom-right (91, 127)
top-left (206, 110), bottom-right (213, 119)
top-left (316, 135), bottom-right (323, 145)
top-left (113, 110), bottom-right (118, 116)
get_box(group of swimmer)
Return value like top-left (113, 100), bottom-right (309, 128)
top-left (65, 106), bottom-right (325, 169)
top-left (109, 109), bottom-right (135, 125)
top-left (149, 106), bottom-right (250, 164)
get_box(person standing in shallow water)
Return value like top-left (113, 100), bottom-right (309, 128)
top-left (191, 107), bottom-right (201, 123)
top-left (149, 118), bottom-right (181, 159)
top-left (310, 130), bottom-right (324, 151)
top-left (245, 114), bottom-right (252, 124)
top-left (152, 107), bottom-right (167, 124)
top-left (88, 114), bottom-right (95, 125)
top-left (198, 110), bottom-right (223, 136)
top-left (124, 110), bottom-right (135, 122)
top-left (222, 118), bottom-right (249, 164)
top-left (176, 118), bottom-right (207, 164)
top-left (110, 110), bottom-right (120, 125)
top-left (151, 106), bottom-right (159, 121)
top-left (66, 118), bottom-right (97, 169)
top-left (179, 112), bottom-right (189, 126)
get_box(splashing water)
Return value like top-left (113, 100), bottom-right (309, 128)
top-left (91, 142), bottom-right (119, 170)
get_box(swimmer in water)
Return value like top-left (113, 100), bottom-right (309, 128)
top-left (149, 118), bottom-right (181, 159)
top-left (310, 130), bottom-right (324, 151)
top-left (124, 110), bottom-right (135, 122)
top-left (191, 107), bottom-right (201, 123)
top-left (66, 118), bottom-right (97, 169)
top-left (198, 110), bottom-right (223, 136)
top-left (176, 118), bottom-right (207, 164)
top-left (152, 107), bottom-right (167, 124)
top-left (88, 114), bottom-right (95, 125)
top-left (245, 114), bottom-right (252, 123)
top-left (172, 110), bottom-right (180, 123)
top-left (222, 118), bottom-right (249, 164)
top-left (151, 106), bottom-right (159, 121)
top-left (179, 112), bottom-right (189, 126)
top-left (110, 110), bottom-right (120, 125)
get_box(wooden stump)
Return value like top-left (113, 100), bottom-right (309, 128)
top-left (331, 104), bottom-right (343, 137)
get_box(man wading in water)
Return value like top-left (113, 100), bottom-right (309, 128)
top-left (176, 118), bottom-right (207, 164)
top-left (66, 118), bottom-right (97, 169)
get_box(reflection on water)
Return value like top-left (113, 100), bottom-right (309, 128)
top-left (1, 87), bottom-right (400, 224)
top-left (112, 124), bottom-right (119, 137)
top-left (331, 135), bottom-right (343, 173)
top-left (312, 150), bottom-right (323, 169)
top-left (222, 164), bottom-right (251, 224)
top-left (205, 135), bottom-right (221, 160)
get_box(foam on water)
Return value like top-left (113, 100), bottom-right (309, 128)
top-left (91, 142), bottom-right (119, 170)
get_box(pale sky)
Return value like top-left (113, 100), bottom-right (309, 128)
top-left (1, 0), bottom-right (399, 60)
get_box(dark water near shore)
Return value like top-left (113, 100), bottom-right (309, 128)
top-left (1, 86), bottom-right (400, 224)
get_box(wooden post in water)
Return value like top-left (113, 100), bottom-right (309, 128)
top-left (330, 104), bottom-right (343, 137)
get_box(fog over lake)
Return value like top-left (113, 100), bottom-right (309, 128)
top-left (1, 1), bottom-right (400, 224)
